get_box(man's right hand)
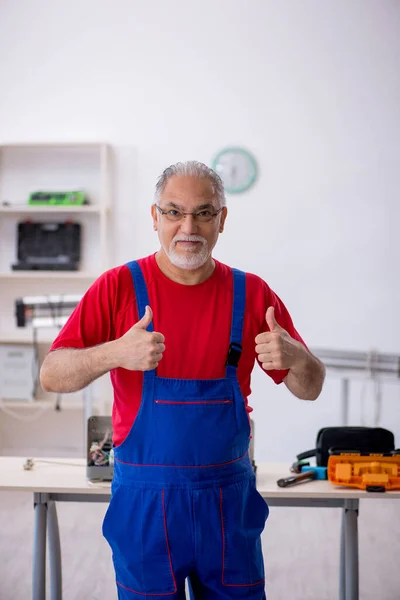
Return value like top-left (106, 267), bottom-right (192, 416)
top-left (114, 305), bottom-right (165, 371)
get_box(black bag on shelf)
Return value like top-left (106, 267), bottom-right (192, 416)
top-left (296, 427), bottom-right (395, 467)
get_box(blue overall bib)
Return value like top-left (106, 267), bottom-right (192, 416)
top-left (103, 261), bottom-right (269, 600)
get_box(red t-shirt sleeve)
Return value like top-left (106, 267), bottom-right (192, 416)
top-left (49, 269), bottom-right (123, 351)
top-left (256, 281), bottom-right (307, 385)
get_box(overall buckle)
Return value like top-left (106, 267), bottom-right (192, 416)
top-left (226, 342), bottom-right (242, 368)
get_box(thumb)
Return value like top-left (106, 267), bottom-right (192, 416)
top-left (266, 306), bottom-right (282, 332)
top-left (133, 305), bottom-right (153, 329)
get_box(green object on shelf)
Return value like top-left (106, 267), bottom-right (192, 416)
top-left (28, 191), bottom-right (88, 206)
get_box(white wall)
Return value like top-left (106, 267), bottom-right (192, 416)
top-left (0, 0), bottom-right (399, 460)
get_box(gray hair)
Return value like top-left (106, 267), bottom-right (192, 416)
top-left (155, 161), bottom-right (226, 208)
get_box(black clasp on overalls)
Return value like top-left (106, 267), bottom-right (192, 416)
top-left (225, 342), bottom-right (242, 368)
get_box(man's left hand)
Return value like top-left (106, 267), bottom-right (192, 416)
top-left (255, 306), bottom-right (303, 371)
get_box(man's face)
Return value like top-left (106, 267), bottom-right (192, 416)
top-left (152, 175), bottom-right (227, 270)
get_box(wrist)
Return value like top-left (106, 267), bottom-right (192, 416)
top-left (92, 340), bottom-right (121, 371)
top-left (289, 342), bottom-right (309, 373)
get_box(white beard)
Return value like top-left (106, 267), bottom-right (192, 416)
top-left (165, 234), bottom-right (210, 270)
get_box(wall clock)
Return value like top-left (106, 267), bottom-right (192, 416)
top-left (212, 147), bottom-right (258, 193)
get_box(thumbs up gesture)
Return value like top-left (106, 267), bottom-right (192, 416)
top-left (114, 306), bottom-right (165, 371)
top-left (255, 307), bottom-right (298, 371)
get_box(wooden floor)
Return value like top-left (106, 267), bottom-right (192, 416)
top-left (0, 492), bottom-right (399, 600)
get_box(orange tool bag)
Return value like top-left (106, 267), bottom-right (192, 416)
top-left (328, 451), bottom-right (400, 492)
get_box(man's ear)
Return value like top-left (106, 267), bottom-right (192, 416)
top-left (151, 204), bottom-right (158, 231)
top-left (219, 207), bottom-right (228, 233)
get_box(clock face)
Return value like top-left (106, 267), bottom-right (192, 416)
top-left (212, 147), bottom-right (257, 193)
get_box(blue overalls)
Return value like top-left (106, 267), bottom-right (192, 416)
top-left (103, 261), bottom-right (269, 600)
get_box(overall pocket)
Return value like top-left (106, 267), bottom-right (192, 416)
top-left (220, 480), bottom-right (269, 586)
top-left (154, 397), bottom-right (239, 466)
top-left (103, 486), bottom-right (177, 595)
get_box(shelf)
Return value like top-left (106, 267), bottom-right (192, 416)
top-left (0, 141), bottom-right (112, 364)
top-left (0, 142), bottom-right (108, 149)
top-left (0, 205), bottom-right (102, 214)
top-left (0, 337), bottom-right (54, 345)
top-left (0, 398), bottom-right (105, 413)
top-left (0, 271), bottom-right (98, 279)
top-left (0, 329), bottom-right (62, 344)
top-left (0, 399), bottom-right (84, 410)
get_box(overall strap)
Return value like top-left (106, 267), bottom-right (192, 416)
top-left (226, 268), bottom-right (246, 378)
top-left (126, 260), bottom-right (155, 379)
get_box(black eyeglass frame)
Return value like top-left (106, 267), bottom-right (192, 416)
top-left (154, 204), bottom-right (224, 222)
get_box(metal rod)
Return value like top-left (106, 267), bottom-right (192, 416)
top-left (344, 500), bottom-right (359, 600)
top-left (312, 348), bottom-right (400, 377)
top-left (341, 379), bottom-right (350, 426)
top-left (340, 508), bottom-right (346, 600)
top-left (47, 501), bottom-right (62, 600)
top-left (18, 295), bottom-right (82, 306)
top-left (33, 497), bottom-right (47, 600)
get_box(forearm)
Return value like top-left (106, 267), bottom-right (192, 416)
top-left (284, 344), bottom-right (325, 400)
top-left (40, 343), bottom-right (120, 393)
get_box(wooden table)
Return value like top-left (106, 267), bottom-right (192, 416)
top-left (2, 457), bottom-right (399, 600)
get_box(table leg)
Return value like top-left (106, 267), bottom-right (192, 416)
top-left (47, 500), bottom-right (62, 600)
top-left (33, 494), bottom-right (47, 600)
top-left (340, 508), bottom-right (346, 600)
top-left (343, 499), bottom-right (359, 600)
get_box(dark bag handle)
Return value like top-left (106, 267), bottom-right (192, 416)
top-left (296, 449), bottom-right (316, 461)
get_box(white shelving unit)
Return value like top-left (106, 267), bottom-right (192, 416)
top-left (0, 205), bottom-right (102, 213)
top-left (0, 271), bottom-right (97, 280)
top-left (0, 142), bottom-right (113, 407)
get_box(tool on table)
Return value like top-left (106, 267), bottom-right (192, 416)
top-left (328, 450), bottom-right (400, 492)
top-left (296, 426), bottom-right (395, 469)
top-left (87, 416), bottom-right (114, 481)
top-left (283, 426), bottom-right (399, 490)
top-left (277, 466), bottom-right (327, 488)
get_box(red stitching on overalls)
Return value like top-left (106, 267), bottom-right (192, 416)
top-left (115, 452), bottom-right (247, 469)
top-left (154, 400), bottom-right (233, 405)
top-left (115, 490), bottom-right (177, 596)
top-left (162, 489), bottom-right (177, 592)
top-left (116, 581), bottom-right (176, 596)
top-left (219, 487), bottom-right (265, 588)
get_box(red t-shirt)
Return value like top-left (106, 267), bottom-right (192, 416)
top-left (50, 254), bottom-right (306, 445)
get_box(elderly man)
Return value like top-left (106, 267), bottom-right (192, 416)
top-left (40, 161), bottom-right (325, 600)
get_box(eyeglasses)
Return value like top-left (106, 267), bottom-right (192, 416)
top-left (155, 204), bottom-right (224, 223)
